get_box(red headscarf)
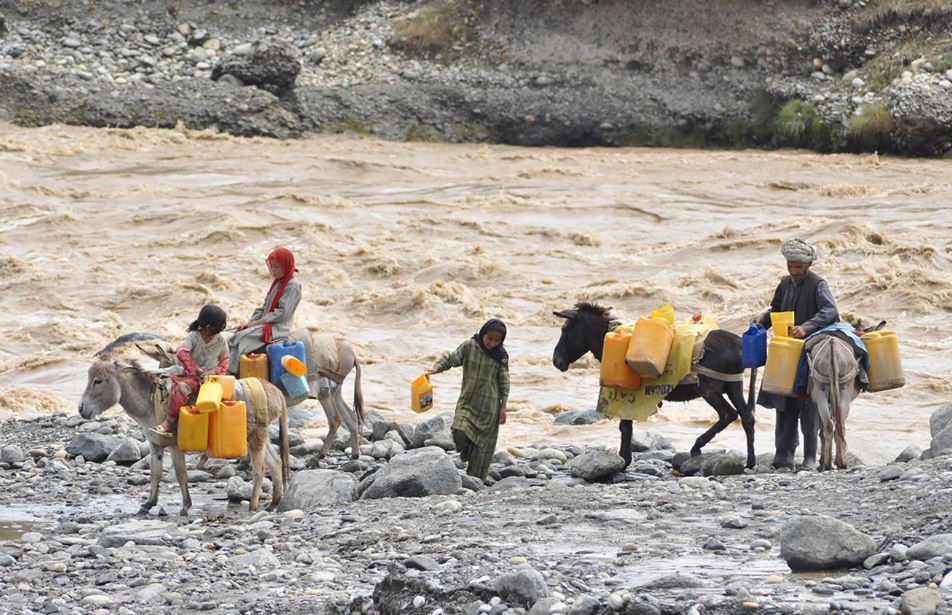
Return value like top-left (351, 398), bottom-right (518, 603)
top-left (262, 247), bottom-right (296, 344)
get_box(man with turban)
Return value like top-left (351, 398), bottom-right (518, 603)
top-left (755, 237), bottom-right (839, 470)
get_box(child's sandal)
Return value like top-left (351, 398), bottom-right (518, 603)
top-left (150, 425), bottom-right (173, 437)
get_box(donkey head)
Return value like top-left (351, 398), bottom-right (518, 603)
top-left (552, 302), bottom-right (614, 371)
top-left (78, 360), bottom-right (122, 419)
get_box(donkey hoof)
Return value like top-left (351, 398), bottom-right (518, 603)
top-left (178, 507), bottom-right (190, 517)
top-left (136, 505), bottom-right (151, 516)
top-left (745, 458), bottom-right (756, 470)
top-left (689, 447), bottom-right (702, 458)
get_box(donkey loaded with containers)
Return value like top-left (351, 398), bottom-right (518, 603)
top-left (552, 303), bottom-right (905, 471)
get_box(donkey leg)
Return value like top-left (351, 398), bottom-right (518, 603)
top-left (248, 428), bottom-right (267, 512)
top-left (265, 444), bottom-right (284, 510)
top-left (725, 381), bottom-right (756, 469)
top-left (334, 386), bottom-right (361, 460)
top-left (833, 385), bottom-right (850, 469)
top-left (618, 420), bottom-right (633, 468)
top-left (140, 444), bottom-right (164, 514)
top-left (170, 447), bottom-right (191, 516)
top-left (691, 388), bottom-right (738, 457)
top-left (316, 386), bottom-right (339, 460)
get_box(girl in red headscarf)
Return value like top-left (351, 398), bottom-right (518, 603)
top-left (227, 247), bottom-right (302, 375)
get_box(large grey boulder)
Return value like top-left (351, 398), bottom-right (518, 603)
top-left (929, 404), bottom-right (952, 438)
top-left (907, 534), bottom-right (952, 561)
top-left (900, 587), bottom-right (941, 615)
top-left (929, 423), bottom-right (952, 458)
top-left (278, 470), bottom-right (357, 510)
top-left (410, 413), bottom-right (454, 449)
top-left (493, 568), bottom-right (550, 607)
top-left (779, 516), bottom-right (877, 571)
top-left (211, 41), bottom-right (301, 96)
top-left (706, 451), bottom-right (746, 476)
top-left (99, 520), bottom-right (181, 548)
top-left (360, 447), bottom-right (461, 499)
top-left (106, 438), bottom-right (143, 464)
top-left (66, 433), bottom-right (124, 462)
top-left (568, 449), bottom-right (625, 481)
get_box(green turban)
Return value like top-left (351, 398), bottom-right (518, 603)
top-left (781, 237), bottom-right (818, 263)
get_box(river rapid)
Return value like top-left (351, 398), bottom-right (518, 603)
top-left (1, 123), bottom-right (950, 464)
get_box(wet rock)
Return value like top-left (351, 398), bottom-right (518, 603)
top-left (930, 404), bottom-right (952, 437)
top-left (405, 554), bottom-right (440, 571)
top-left (106, 438), bottom-right (142, 464)
top-left (900, 586), bottom-right (940, 615)
top-left (278, 469), bottom-right (357, 510)
top-left (708, 451), bottom-right (746, 476)
top-left (907, 534), bottom-right (952, 560)
top-left (0, 444), bottom-right (24, 464)
top-left (530, 596), bottom-right (563, 615)
top-left (779, 515), bottom-right (877, 571)
top-left (410, 413), bottom-right (453, 449)
top-left (99, 520), bottom-right (180, 547)
top-left (567, 449), bottom-right (625, 481)
top-left (638, 573), bottom-right (710, 589)
top-left (567, 596), bottom-right (600, 615)
top-left (231, 548), bottom-right (280, 569)
top-left (493, 567), bottom-right (550, 607)
top-left (135, 583), bottom-right (167, 604)
top-left (361, 446), bottom-right (461, 499)
top-left (65, 433), bottom-right (123, 462)
top-left (211, 40), bottom-right (301, 96)
top-left (553, 409), bottom-right (603, 425)
top-left (702, 536), bottom-right (726, 551)
top-left (895, 445), bottom-right (923, 463)
top-left (631, 431), bottom-right (672, 452)
top-left (880, 464), bottom-right (905, 481)
top-left (225, 476), bottom-right (273, 501)
top-left (678, 452), bottom-right (718, 476)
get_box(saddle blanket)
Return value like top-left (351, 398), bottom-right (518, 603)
top-left (597, 315), bottom-right (717, 421)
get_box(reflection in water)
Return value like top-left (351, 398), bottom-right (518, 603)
top-left (0, 124), bottom-right (950, 464)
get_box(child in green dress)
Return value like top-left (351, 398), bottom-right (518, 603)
top-left (427, 319), bottom-right (510, 481)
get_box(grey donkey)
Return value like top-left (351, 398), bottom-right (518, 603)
top-left (78, 337), bottom-right (290, 515)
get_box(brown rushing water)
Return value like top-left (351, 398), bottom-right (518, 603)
top-left (1, 123), bottom-right (950, 463)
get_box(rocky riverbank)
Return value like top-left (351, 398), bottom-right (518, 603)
top-left (1, 402), bottom-right (952, 614)
top-left (1, 0), bottom-right (951, 154)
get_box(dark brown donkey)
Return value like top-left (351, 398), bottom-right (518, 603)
top-left (552, 302), bottom-right (756, 468)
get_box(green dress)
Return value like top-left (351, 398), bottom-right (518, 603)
top-left (432, 338), bottom-right (510, 480)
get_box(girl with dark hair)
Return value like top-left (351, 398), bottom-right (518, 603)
top-left (151, 304), bottom-right (230, 436)
top-left (427, 319), bottom-right (510, 481)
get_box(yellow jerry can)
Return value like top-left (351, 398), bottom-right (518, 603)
top-left (863, 330), bottom-right (905, 392)
top-left (771, 311), bottom-right (795, 338)
top-left (195, 380), bottom-right (223, 414)
top-left (762, 336), bottom-right (805, 396)
top-left (177, 405), bottom-right (209, 453)
top-left (204, 374), bottom-right (235, 400)
top-left (410, 373), bottom-right (434, 413)
top-left (208, 400), bottom-right (248, 459)
top-left (626, 317), bottom-right (674, 378)
top-left (600, 331), bottom-right (642, 390)
top-left (649, 304), bottom-right (675, 325)
top-left (239, 353), bottom-right (269, 381)
top-left (281, 355), bottom-right (308, 378)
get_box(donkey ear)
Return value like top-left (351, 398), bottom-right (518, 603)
top-left (553, 310), bottom-right (574, 319)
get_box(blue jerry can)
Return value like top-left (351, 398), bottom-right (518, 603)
top-left (267, 341), bottom-right (307, 393)
top-left (742, 323), bottom-right (767, 369)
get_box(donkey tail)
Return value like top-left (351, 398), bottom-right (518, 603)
top-left (353, 357), bottom-right (365, 430)
top-left (830, 343), bottom-right (843, 439)
top-left (280, 401), bottom-right (290, 488)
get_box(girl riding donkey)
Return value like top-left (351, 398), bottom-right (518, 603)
top-left (152, 304), bottom-right (229, 436)
top-left (228, 246), bottom-right (302, 375)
